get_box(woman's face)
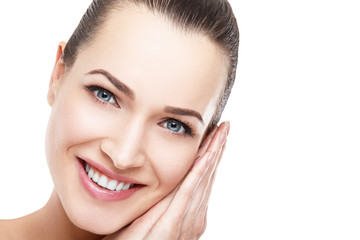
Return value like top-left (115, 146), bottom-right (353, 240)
top-left (46, 5), bottom-right (227, 234)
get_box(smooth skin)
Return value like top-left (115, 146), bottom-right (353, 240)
top-left (104, 122), bottom-right (229, 240)
top-left (0, 5), bottom-right (230, 240)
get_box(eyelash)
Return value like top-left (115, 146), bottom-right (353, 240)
top-left (160, 118), bottom-right (195, 138)
top-left (85, 84), bottom-right (195, 137)
top-left (86, 85), bottom-right (120, 108)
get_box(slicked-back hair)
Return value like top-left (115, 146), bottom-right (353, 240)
top-left (63, 0), bottom-right (239, 127)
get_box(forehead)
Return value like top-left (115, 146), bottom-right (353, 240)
top-left (73, 5), bottom-right (228, 121)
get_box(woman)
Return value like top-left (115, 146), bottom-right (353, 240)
top-left (0, 0), bottom-right (239, 239)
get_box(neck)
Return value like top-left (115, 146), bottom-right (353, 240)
top-left (0, 189), bottom-right (104, 240)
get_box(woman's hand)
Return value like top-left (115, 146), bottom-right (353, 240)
top-left (103, 122), bottom-right (229, 240)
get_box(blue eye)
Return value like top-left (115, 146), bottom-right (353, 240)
top-left (86, 85), bottom-right (118, 106)
top-left (94, 89), bottom-right (116, 103)
top-left (165, 120), bottom-right (185, 133)
top-left (161, 119), bottom-right (193, 136)
top-left (161, 119), bottom-right (195, 137)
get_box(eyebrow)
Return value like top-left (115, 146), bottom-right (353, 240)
top-left (86, 69), bottom-right (203, 123)
top-left (86, 69), bottom-right (135, 100)
top-left (164, 106), bottom-right (204, 124)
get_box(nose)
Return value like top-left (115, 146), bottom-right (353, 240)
top-left (100, 119), bottom-right (146, 169)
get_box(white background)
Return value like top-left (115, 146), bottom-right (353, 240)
top-left (0, 0), bottom-right (359, 239)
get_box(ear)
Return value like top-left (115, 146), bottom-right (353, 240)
top-left (48, 41), bottom-right (67, 106)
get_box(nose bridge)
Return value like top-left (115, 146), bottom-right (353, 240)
top-left (102, 116), bottom-right (146, 169)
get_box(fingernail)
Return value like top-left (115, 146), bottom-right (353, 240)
top-left (226, 121), bottom-right (230, 136)
top-left (207, 151), bottom-right (216, 165)
top-left (219, 123), bottom-right (229, 147)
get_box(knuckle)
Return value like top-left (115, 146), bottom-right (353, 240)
top-left (198, 213), bottom-right (207, 236)
top-left (193, 222), bottom-right (202, 233)
top-left (194, 166), bottom-right (207, 179)
top-left (201, 218), bottom-right (207, 234)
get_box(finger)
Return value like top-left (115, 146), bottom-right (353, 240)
top-left (184, 124), bottom-right (229, 219)
top-left (196, 205), bottom-right (208, 240)
top-left (199, 125), bottom-right (218, 149)
top-left (146, 151), bottom-right (216, 239)
top-left (206, 121), bottom-right (229, 153)
top-left (178, 124), bottom-right (229, 238)
top-left (198, 143), bottom-right (226, 208)
top-left (146, 123), bottom-right (229, 239)
top-left (185, 124), bottom-right (230, 236)
top-left (195, 140), bottom-right (227, 219)
top-left (193, 121), bottom-right (227, 166)
top-left (173, 125), bottom-right (228, 217)
top-left (193, 126), bottom-right (218, 165)
top-left (180, 142), bottom-right (226, 238)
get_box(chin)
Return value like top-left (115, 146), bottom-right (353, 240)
top-left (64, 202), bottom-right (132, 235)
top-left (57, 186), bottom-right (152, 235)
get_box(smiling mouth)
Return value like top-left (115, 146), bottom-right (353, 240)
top-left (82, 161), bottom-right (136, 192)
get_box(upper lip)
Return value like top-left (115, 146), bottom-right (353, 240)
top-left (78, 157), bottom-right (145, 185)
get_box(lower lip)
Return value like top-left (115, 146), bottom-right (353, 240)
top-left (78, 159), bottom-right (142, 201)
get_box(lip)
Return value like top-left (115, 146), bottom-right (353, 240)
top-left (80, 157), bottom-right (144, 184)
top-left (77, 157), bottom-right (144, 201)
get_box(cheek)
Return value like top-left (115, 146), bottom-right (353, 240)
top-left (148, 137), bottom-right (199, 193)
top-left (46, 83), bottom-right (202, 198)
top-left (45, 87), bottom-right (109, 181)
top-left (47, 90), bottom-right (106, 151)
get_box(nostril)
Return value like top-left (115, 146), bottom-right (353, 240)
top-left (100, 130), bottom-right (146, 169)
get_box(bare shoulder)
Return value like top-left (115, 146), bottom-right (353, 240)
top-left (0, 219), bottom-right (15, 239)
top-left (0, 218), bottom-right (29, 240)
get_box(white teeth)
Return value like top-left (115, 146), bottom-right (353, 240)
top-left (106, 179), bottom-right (118, 190)
top-left (122, 183), bottom-right (131, 191)
top-left (116, 182), bottom-right (125, 191)
top-left (92, 172), bottom-right (99, 183)
top-left (84, 163), bottom-right (135, 191)
top-left (98, 175), bottom-right (108, 188)
top-left (88, 168), bottom-right (94, 178)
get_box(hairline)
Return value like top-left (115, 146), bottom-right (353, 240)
top-left (64, 1), bottom-right (233, 128)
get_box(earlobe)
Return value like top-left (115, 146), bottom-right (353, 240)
top-left (48, 41), bottom-right (67, 106)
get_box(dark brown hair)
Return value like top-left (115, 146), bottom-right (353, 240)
top-left (63, 0), bottom-right (239, 127)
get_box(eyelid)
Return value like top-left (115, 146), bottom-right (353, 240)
top-left (86, 85), bottom-right (120, 108)
top-left (160, 118), bottom-right (196, 138)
